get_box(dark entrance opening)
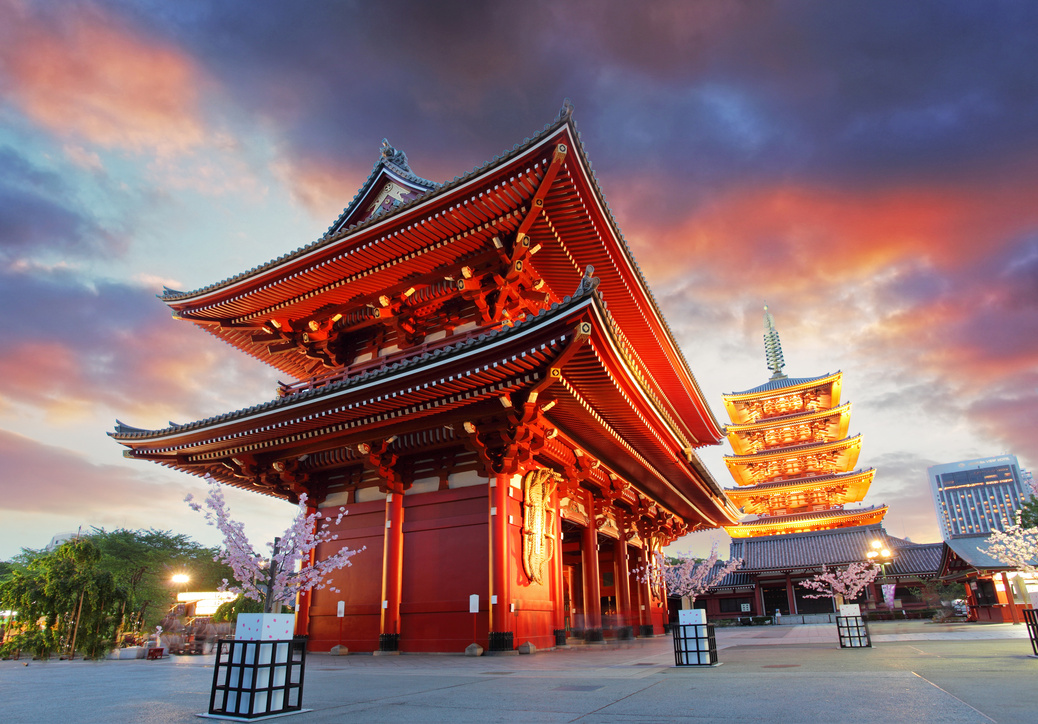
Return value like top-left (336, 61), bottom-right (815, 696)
top-left (761, 585), bottom-right (791, 615)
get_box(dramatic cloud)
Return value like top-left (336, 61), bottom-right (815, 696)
top-left (0, 146), bottom-right (120, 260)
top-left (0, 428), bottom-right (292, 556)
top-left (0, 265), bottom-right (273, 426)
top-left (2, 0), bottom-right (1037, 557)
top-left (0, 0), bottom-right (207, 155)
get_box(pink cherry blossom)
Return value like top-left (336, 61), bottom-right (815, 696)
top-left (186, 475), bottom-right (363, 607)
top-left (799, 562), bottom-right (879, 600)
top-left (982, 513), bottom-right (1038, 573)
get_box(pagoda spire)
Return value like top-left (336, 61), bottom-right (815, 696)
top-left (763, 304), bottom-right (786, 380)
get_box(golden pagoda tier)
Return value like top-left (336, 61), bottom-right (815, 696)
top-left (721, 306), bottom-right (887, 538)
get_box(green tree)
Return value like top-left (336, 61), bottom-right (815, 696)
top-left (212, 594), bottom-right (264, 624)
top-left (86, 528), bottom-right (234, 631)
top-left (0, 539), bottom-right (126, 659)
top-left (1019, 496), bottom-right (1038, 529)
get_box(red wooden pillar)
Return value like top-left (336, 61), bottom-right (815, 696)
top-left (294, 504), bottom-right (319, 637)
top-left (581, 490), bottom-right (603, 640)
top-left (1000, 571), bottom-right (1022, 624)
top-left (552, 489), bottom-right (566, 641)
top-left (613, 518), bottom-right (632, 635)
top-left (637, 544), bottom-right (654, 633)
top-left (785, 574), bottom-right (797, 615)
top-left (489, 472), bottom-right (513, 649)
top-left (379, 490), bottom-right (404, 651)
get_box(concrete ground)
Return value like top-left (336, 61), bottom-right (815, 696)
top-left (1, 621), bottom-right (1035, 723)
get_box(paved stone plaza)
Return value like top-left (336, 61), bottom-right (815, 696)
top-left (1, 622), bottom-right (1035, 723)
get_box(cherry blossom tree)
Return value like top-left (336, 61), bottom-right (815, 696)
top-left (660, 544), bottom-right (743, 604)
top-left (799, 562), bottom-right (880, 606)
top-left (982, 514), bottom-right (1038, 574)
top-left (186, 476), bottom-right (363, 611)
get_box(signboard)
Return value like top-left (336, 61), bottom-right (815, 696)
top-left (678, 608), bottom-right (705, 625)
top-left (740, 603), bottom-right (751, 613)
top-left (839, 603), bottom-right (862, 616)
top-left (469, 594), bottom-right (479, 613)
top-left (337, 600), bottom-right (345, 618)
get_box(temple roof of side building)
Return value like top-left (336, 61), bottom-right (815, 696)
top-left (719, 523), bottom-right (943, 578)
top-left (725, 371), bottom-right (839, 398)
top-left (724, 504), bottom-right (888, 538)
top-left (940, 534), bottom-right (1038, 575)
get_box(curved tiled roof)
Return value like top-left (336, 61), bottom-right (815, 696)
top-left (727, 523), bottom-right (940, 575)
top-left (732, 504), bottom-right (885, 530)
top-left (113, 272), bottom-right (600, 441)
top-left (728, 372), bottom-right (837, 397)
top-left (160, 104), bottom-right (577, 303)
top-left (324, 139), bottom-right (441, 236)
top-left (723, 468), bottom-right (875, 495)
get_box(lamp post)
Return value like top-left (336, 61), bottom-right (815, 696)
top-left (866, 540), bottom-right (893, 578)
top-left (867, 540), bottom-right (895, 615)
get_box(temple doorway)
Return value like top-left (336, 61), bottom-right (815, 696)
top-left (761, 584), bottom-right (791, 615)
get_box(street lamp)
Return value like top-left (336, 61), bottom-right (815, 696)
top-left (866, 540), bottom-right (893, 578)
top-left (171, 573), bottom-right (190, 585)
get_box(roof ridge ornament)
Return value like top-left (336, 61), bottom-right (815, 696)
top-left (763, 304), bottom-right (786, 380)
top-left (574, 265), bottom-right (600, 296)
top-left (559, 98), bottom-right (575, 122)
top-left (380, 138), bottom-right (410, 171)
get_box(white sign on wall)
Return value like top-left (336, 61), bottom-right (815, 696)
top-left (337, 601), bottom-right (345, 618)
top-left (839, 604), bottom-right (862, 617)
top-left (469, 594), bottom-right (479, 613)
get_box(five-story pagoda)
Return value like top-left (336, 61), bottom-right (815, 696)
top-left (721, 307), bottom-right (887, 538)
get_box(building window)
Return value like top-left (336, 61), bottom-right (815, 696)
top-left (719, 597), bottom-right (752, 614)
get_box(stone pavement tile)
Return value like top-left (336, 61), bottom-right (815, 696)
top-left (597, 672), bottom-right (990, 723)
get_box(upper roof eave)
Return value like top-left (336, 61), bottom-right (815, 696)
top-left (724, 371), bottom-right (842, 400)
top-left (150, 104), bottom-right (724, 445)
top-left (159, 108), bottom-right (576, 306)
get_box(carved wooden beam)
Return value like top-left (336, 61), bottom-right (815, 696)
top-left (357, 438), bottom-right (405, 494)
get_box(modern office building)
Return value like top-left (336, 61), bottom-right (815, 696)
top-left (928, 455), bottom-right (1032, 540)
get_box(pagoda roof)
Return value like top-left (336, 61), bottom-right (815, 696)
top-left (723, 434), bottom-right (863, 487)
top-left (724, 469), bottom-right (876, 511)
top-left (112, 282), bottom-right (739, 527)
top-left (724, 504), bottom-right (888, 538)
top-left (152, 103), bottom-right (724, 447)
top-left (724, 403), bottom-right (852, 434)
top-left (718, 524), bottom-right (940, 577)
top-left (724, 371), bottom-right (842, 400)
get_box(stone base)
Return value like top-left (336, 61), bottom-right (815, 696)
top-left (517, 641), bottom-right (537, 655)
top-left (464, 643), bottom-right (484, 657)
top-left (583, 628), bottom-right (604, 643)
top-left (639, 624), bottom-right (655, 637)
top-left (329, 645), bottom-right (349, 656)
top-left (372, 650), bottom-right (400, 656)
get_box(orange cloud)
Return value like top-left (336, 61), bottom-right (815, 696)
top-left (271, 157), bottom-right (368, 220)
top-left (621, 177), bottom-right (1038, 296)
top-left (0, 1), bottom-right (206, 154)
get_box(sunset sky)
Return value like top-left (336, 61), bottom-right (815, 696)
top-left (2, 0), bottom-right (1036, 562)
